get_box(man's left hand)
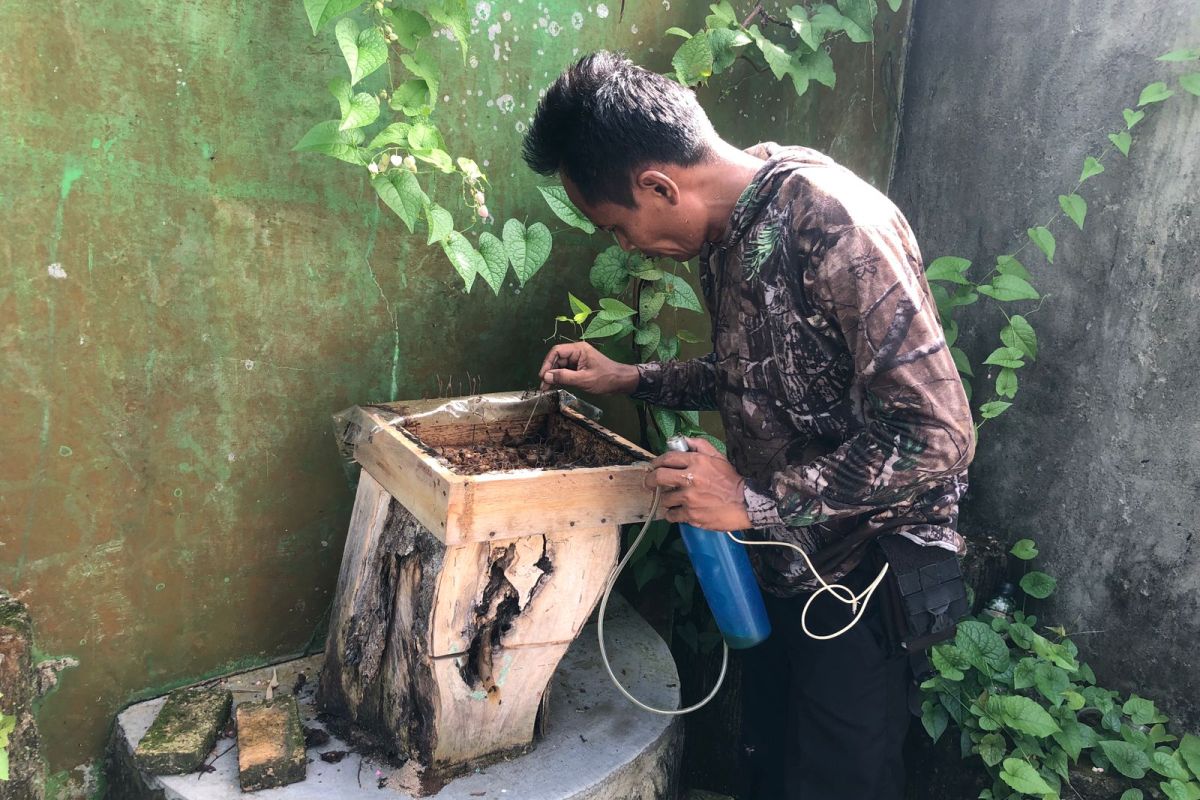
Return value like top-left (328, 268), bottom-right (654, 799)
top-left (644, 437), bottom-right (753, 532)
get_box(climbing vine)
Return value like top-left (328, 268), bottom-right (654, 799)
top-left (928, 49), bottom-right (1200, 430)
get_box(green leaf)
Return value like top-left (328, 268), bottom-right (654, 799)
top-left (336, 19), bottom-right (388, 85)
top-left (748, 25), bottom-right (792, 80)
top-left (477, 232), bottom-right (508, 295)
top-left (1100, 739), bottom-right (1151, 779)
top-left (370, 170), bottom-right (427, 232)
top-left (1124, 695), bottom-right (1168, 725)
top-left (979, 401), bottom-right (1011, 420)
top-left (590, 247), bottom-right (633, 296)
top-left (1027, 226), bottom-right (1056, 263)
top-left (582, 316), bottom-right (627, 340)
top-left (635, 322), bottom-right (662, 353)
top-left (835, 0), bottom-right (877, 42)
top-left (943, 319), bottom-right (958, 347)
top-left (640, 286), bottom-right (667, 321)
top-left (983, 346), bottom-right (1025, 369)
top-left (441, 230), bottom-right (484, 291)
top-left (786, 5), bottom-right (821, 51)
top-left (1179, 733), bottom-right (1200, 779)
top-left (708, 0), bottom-right (737, 24)
top-left (956, 620), bottom-right (1010, 674)
top-left (304, 0), bottom-right (360, 35)
top-left (656, 334), bottom-right (680, 361)
top-left (1034, 662), bottom-right (1070, 705)
top-left (652, 406), bottom-right (679, 439)
top-left (1020, 571), bottom-right (1057, 599)
top-left (511, 223), bottom-right (552, 286)
top-left (1123, 107), bottom-right (1146, 129)
top-left (1157, 48), bottom-right (1200, 61)
top-left (0, 747), bottom-right (7, 782)
top-left (1001, 315), bottom-right (1038, 360)
top-left (401, 50), bottom-right (440, 99)
top-left (1080, 156), bottom-right (1105, 182)
top-left (996, 254), bottom-right (1032, 280)
top-left (989, 695), bottom-right (1061, 737)
top-left (1120, 790), bottom-right (1145, 800)
top-left (429, 0), bottom-right (470, 60)
top-left (294, 120), bottom-right (365, 165)
top-left (995, 367), bottom-right (1018, 399)
top-left (391, 79), bottom-right (432, 116)
top-left (1159, 780), bottom-right (1197, 800)
top-left (886, 0), bottom-right (901, 10)
top-left (1181, 73), bottom-right (1200, 97)
top-left (676, 329), bottom-right (703, 344)
top-left (999, 758), bottom-right (1054, 795)
top-left (930, 645), bottom-right (965, 681)
top-left (665, 26), bottom-right (692, 38)
top-left (950, 346), bottom-right (973, 377)
top-left (921, 700), bottom-right (949, 743)
top-left (980, 274), bottom-right (1041, 303)
top-left (568, 292), bottom-right (591, 320)
top-left (1138, 81), bottom-right (1175, 106)
top-left (978, 733), bottom-right (1007, 767)
top-left (1109, 131), bottom-right (1132, 156)
top-left (1058, 193), bottom-right (1087, 230)
top-left (1010, 538), bottom-right (1039, 560)
top-left (707, 26), bottom-right (750, 73)
top-left (1153, 752), bottom-right (1191, 781)
top-left (413, 147), bottom-right (454, 172)
top-left (661, 273), bottom-right (703, 313)
top-left (598, 297), bottom-right (636, 320)
top-left (926, 256), bottom-right (972, 284)
top-left (538, 185), bottom-right (596, 234)
top-left (368, 122), bottom-right (412, 149)
top-left (381, 7), bottom-right (430, 49)
top-left (424, 203), bottom-right (454, 245)
top-left (339, 91), bottom-right (380, 130)
top-left (673, 30), bottom-right (715, 84)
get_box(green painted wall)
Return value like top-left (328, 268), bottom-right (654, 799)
top-left (0, 0), bottom-right (908, 793)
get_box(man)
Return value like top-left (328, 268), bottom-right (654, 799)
top-left (522, 51), bottom-right (974, 799)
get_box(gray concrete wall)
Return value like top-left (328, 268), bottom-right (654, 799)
top-left (890, 1), bottom-right (1200, 724)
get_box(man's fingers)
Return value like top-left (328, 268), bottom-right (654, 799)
top-left (542, 368), bottom-right (586, 389)
top-left (644, 467), bottom-right (693, 490)
top-left (684, 436), bottom-right (720, 457)
top-left (649, 452), bottom-right (692, 470)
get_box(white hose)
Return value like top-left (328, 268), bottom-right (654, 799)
top-left (596, 487), bottom-right (890, 715)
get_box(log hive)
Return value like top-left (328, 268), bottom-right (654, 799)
top-left (318, 392), bottom-right (658, 781)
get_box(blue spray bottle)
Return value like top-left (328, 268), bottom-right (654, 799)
top-left (667, 436), bottom-right (771, 649)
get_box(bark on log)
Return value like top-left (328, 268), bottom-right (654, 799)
top-left (317, 471), bottom-right (620, 781)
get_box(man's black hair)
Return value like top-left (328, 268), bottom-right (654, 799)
top-left (522, 50), bottom-right (716, 208)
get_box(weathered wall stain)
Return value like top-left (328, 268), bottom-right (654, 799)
top-left (0, 0), bottom-right (908, 793)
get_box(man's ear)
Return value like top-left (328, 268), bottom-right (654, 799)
top-left (635, 170), bottom-right (680, 205)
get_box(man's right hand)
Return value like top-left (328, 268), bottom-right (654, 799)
top-left (538, 342), bottom-right (640, 395)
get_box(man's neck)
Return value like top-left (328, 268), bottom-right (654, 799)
top-left (695, 140), bottom-right (767, 244)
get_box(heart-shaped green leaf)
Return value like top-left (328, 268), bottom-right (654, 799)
top-left (980, 274), bottom-right (1040, 302)
top-left (996, 255), bottom-right (1032, 280)
top-left (1027, 226), bottom-right (1056, 263)
top-left (1001, 315), bottom-right (1038, 360)
top-left (371, 170), bottom-right (428, 232)
top-left (1181, 73), bottom-right (1200, 97)
top-left (391, 79), bottom-right (432, 116)
top-left (1000, 758), bottom-right (1054, 795)
top-left (441, 231), bottom-right (483, 291)
top-left (1157, 48), bottom-right (1200, 61)
top-left (304, 0), bottom-right (360, 35)
top-left (1109, 131), bottom-right (1132, 156)
top-left (336, 19), bottom-right (388, 86)
top-left (340, 92), bottom-right (380, 130)
top-left (1123, 107), bottom-right (1146, 129)
top-left (294, 120), bottom-right (365, 165)
top-left (368, 123), bottom-right (413, 150)
top-left (1020, 571), bottom-right (1057, 599)
top-left (539, 185), bottom-right (596, 233)
top-left (983, 346), bottom-right (1025, 369)
top-left (1100, 740), bottom-right (1151, 779)
top-left (995, 367), bottom-right (1018, 398)
top-left (1137, 81), bottom-right (1174, 106)
top-left (477, 232), bottom-right (508, 295)
top-left (503, 221), bottom-right (551, 286)
top-left (1080, 156), bottom-right (1105, 182)
top-left (672, 30), bottom-right (715, 84)
top-left (979, 401), bottom-right (1010, 419)
top-left (1010, 538), bottom-right (1039, 560)
top-left (1058, 193), bottom-right (1087, 229)
top-left (424, 203), bottom-right (454, 245)
top-left (925, 256), bottom-right (972, 284)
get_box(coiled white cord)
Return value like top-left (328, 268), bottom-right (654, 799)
top-left (596, 486), bottom-right (890, 715)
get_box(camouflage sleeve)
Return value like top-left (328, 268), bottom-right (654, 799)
top-left (628, 354), bottom-right (719, 411)
top-left (742, 223), bottom-right (975, 529)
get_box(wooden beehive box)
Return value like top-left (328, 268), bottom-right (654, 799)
top-left (319, 391), bottom-right (657, 783)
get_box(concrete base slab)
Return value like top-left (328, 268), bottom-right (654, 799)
top-left (110, 595), bottom-right (682, 799)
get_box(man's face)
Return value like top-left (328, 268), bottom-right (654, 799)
top-left (561, 171), bottom-right (708, 262)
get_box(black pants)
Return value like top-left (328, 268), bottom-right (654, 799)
top-left (738, 559), bottom-right (910, 800)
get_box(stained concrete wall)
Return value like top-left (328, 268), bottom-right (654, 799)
top-left (890, 0), bottom-right (1200, 725)
top-left (0, 0), bottom-right (909, 794)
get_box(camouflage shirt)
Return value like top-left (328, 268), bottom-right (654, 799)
top-left (631, 143), bottom-right (975, 596)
